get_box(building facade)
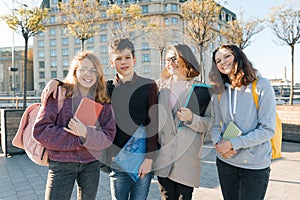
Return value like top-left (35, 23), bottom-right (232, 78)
top-left (34, 0), bottom-right (236, 94)
top-left (0, 47), bottom-right (33, 96)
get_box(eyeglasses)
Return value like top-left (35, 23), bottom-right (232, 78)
top-left (78, 67), bottom-right (97, 75)
top-left (166, 56), bottom-right (177, 64)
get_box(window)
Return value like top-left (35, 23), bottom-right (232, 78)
top-left (50, 16), bottom-right (56, 23)
top-left (104, 67), bottom-right (109, 75)
top-left (87, 37), bottom-right (94, 43)
top-left (143, 66), bottom-right (150, 74)
top-left (217, 35), bottom-right (222, 42)
top-left (171, 4), bottom-right (178, 12)
top-left (62, 38), bottom-right (69, 45)
top-left (142, 5), bottom-right (148, 13)
top-left (63, 59), bottom-right (69, 67)
top-left (39, 61), bottom-right (45, 68)
top-left (101, 11), bottom-right (106, 18)
top-left (165, 18), bottom-right (169, 26)
top-left (50, 39), bottom-right (56, 46)
top-left (62, 48), bottom-right (69, 56)
top-left (50, 60), bottom-right (57, 68)
top-left (101, 57), bottom-right (109, 65)
top-left (75, 48), bottom-right (81, 54)
top-left (50, 50), bottom-right (57, 57)
top-left (171, 17), bottom-right (178, 25)
top-left (38, 40), bottom-right (44, 47)
top-left (100, 34), bottom-right (107, 42)
top-left (63, 70), bottom-right (68, 77)
top-left (39, 82), bottom-right (45, 90)
top-left (142, 42), bottom-right (149, 50)
top-left (39, 71), bottom-right (45, 78)
top-left (100, 23), bottom-right (107, 30)
top-left (51, 71), bottom-right (57, 78)
top-left (142, 54), bottom-right (150, 62)
top-left (100, 46), bottom-right (108, 53)
top-left (38, 51), bottom-right (45, 58)
top-left (51, 0), bottom-right (58, 4)
top-left (38, 31), bottom-right (44, 37)
top-left (61, 27), bottom-right (68, 35)
top-left (87, 46), bottom-right (94, 50)
top-left (74, 38), bottom-right (80, 44)
top-left (49, 28), bottom-right (56, 36)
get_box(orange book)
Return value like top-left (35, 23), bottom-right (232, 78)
top-left (75, 97), bottom-right (103, 126)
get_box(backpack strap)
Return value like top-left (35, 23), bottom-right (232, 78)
top-left (252, 79), bottom-right (259, 110)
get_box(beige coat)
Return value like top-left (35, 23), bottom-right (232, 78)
top-left (153, 79), bottom-right (211, 188)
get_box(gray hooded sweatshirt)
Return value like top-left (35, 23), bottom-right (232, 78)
top-left (209, 77), bottom-right (276, 169)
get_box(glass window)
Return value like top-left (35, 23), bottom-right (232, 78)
top-left (171, 17), bottom-right (178, 25)
top-left (75, 48), bottom-right (81, 54)
top-left (39, 71), bottom-right (45, 78)
top-left (143, 66), bottom-right (150, 74)
top-left (50, 39), bottom-right (56, 46)
top-left (63, 70), bottom-right (68, 77)
top-left (49, 28), bottom-right (56, 36)
top-left (39, 82), bottom-right (45, 90)
top-left (142, 54), bottom-right (150, 62)
top-left (50, 60), bottom-right (57, 68)
top-left (100, 23), bottom-right (107, 30)
top-left (100, 34), bottom-right (107, 42)
top-left (63, 59), bottom-right (69, 67)
top-left (100, 46), bottom-right (108, 53)
top-left (142, 42), bottom-right (149, 50)
top-left (87, 37), bottom-right (94, 43)
top-left (51, 0), bottom-right (58, 4)
top-left (171, 4), bottom-right (178, 12)
top-left (38, 51), bottom-right (45, 58)
top-left (38, 40), bottom-right (44, 47)
top-left (39, 61), bottom-right (45, 68)
top-left (50, 50), bottom-right (57, 57)
top-left (101, 57), bottom-right (109, 65)
top-left (38, 31), bottom-right (44, 37)
top-left (62, 38), bottom-right (69, 45)
top-left (74, 38), bottom-right (81, 44)
top-left (50, 16), bottom-right (56, 23)
top-left (142, 5), bottom-right (148, 13)
top-left (62, 48), bottom-right (69, 56)
top-left (51, 71), bottom-right (57, 78)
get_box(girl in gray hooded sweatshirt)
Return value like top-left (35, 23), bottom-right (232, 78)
top-left (208, 44), bottom-right (276, 200)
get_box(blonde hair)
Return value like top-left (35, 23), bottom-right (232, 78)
top-left (64, 51), bottom-right (110, 104)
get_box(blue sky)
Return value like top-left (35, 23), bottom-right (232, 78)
top-left (1, 0), bottom-right (299, 82)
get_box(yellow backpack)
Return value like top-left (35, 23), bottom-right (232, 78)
top-left (252, 79), bottom-right (282, 159)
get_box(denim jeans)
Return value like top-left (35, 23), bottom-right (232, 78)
top-left (45, 160), bottom-right (101, 200)
top-left (216, 158), bottom-right (270, 200)
top-left (157, 176), bottom-right (194, 200)
top-left (109, 168), bottom-right (153, 200)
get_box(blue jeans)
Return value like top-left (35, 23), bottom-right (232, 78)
top-left (109, 168), bottom-right (153, 200)
top-left (45, 160), bottom-right (101, 200)
top-left (216, 158), bottom-right (270, 200)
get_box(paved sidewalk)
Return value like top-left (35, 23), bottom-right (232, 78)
top-left (0, 141), bottom-right (299, 200)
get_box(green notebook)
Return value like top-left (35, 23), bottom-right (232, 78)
top-left (223, 121), bottom-right (242, 139)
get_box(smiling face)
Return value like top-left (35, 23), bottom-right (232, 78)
top-left (110, 48), bottom-right (136, 81)
top-left (165, 51), bottom-right (184, 77)
top-left (76, 58), bottom-right (98, 93)
top-left (214, 47), bottom-right (235, 75)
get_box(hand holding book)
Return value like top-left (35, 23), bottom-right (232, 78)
top-left (222, 121), bottom-right (242, 139)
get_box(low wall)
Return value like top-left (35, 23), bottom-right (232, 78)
top-left (277, 105), bottom-right (300, 143)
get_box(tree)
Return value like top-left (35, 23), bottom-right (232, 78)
top-left (106, 4), bottom-right (144, 39)
top-left (220, 13), bottom-right (264, 50)
top-left (269, 3), bottom-right (300, 105)
top-left (142, 16), bottom-right (179, 71)
top-left (1, 5), bottom-right (49, 108)
top-left (58, 0), bottom-right (102, 51)
top-left (181, 0), bottom-right (221, 82)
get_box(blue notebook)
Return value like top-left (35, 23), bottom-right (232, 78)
top-left (114, 125), bottom-right (146, 182)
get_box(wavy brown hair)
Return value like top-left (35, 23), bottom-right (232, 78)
top-left (209, 44), bottom-right (257, 94)
top-left (63, 51), bottom-right (110, 104)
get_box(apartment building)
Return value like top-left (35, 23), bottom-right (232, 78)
top-left (34, 0), bottom-right (236, 94)
top-left (0, 47), bottom-right (33, 96)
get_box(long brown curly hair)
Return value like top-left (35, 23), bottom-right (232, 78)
top-left (209, 44), bottom-right (257, 94)
top-left (63, 51), bottom-right (110, 104)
